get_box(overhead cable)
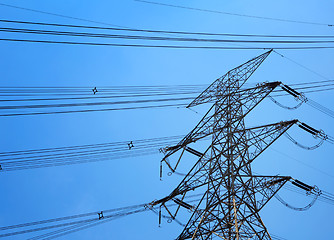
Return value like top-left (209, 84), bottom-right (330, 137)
top-left (1, 81), bottom-right (334, 117)
top-left (273, 50), bottom-right (330, 80)
top-left (1, 181), bottom-right (332, 239)
top-left (0, 3), bottom-right (128, 28)
top-left (0, 196), bottom-right (202, 239)
top-left (1, 19), bottom-right (334, 38)
top-left (2, 38), bottom-right (334, 50)
top-left (0, 135), bottom-right (185, 171)
top-left (134, 0), bottom-right (333, 27)
top-left (2, 26), bottom-right (334, 44)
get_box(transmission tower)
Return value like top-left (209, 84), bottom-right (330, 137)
top-left (150, 50), bottom-right (324, 239)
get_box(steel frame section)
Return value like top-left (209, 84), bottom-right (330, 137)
top-left (153, 50), bottom-right (295, 240)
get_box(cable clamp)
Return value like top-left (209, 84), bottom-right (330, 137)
top-left (98, 211), bottom-right (104, 220)
top-left (311, 186), bottom-right (322, 196)
top-left (128, 141), bottom-right (134, 150)
top-left (297, 92), bottom-right (308, 103)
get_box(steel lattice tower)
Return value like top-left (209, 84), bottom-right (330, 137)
top-left (150, 50), bottom-right (305, 239)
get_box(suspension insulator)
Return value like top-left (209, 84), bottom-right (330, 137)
top-left (282, 84), bottom-right (301, 97)
top-left (298, 123), bottom-right (319, 136)
top-left (300, 123), bottom-right (321, 134)
top-left (292, 180), bottom-right (313, 192)
top-left (292, 181), bottom-right (311, 191)
top-left (281, 85), bottom-right (298, 98)
top-left (294, 180), bottom-right (313, 190)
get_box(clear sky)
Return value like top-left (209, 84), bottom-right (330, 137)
top-left (0, 0), bottom-right (333, 239)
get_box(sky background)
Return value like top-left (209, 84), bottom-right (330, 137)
top-left (0, 0), bottom-right (333, 239)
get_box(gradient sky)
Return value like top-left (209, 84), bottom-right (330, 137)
top-left (0, 0), bottom-right (333, 239)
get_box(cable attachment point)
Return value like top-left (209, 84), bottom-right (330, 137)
top-left (318, 129), bottom-right (328, 140)
top-left (296, 92), bottom-right (308, 103)
top-left (269, 83), bottom-right (307, 110)
top-left (297, 122), bottom-right (327, 140)
top-left (312, 186), bottom-right (322, 196)
top-left (292, 179), bottom-right (322, 195)
top-left (98, 211), bottom-right (104, 220)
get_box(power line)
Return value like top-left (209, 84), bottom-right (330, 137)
top-left (1, 20), bottom-right (334, 49)
top-left (134, 0), bottom-right (333, 27)
top-left (0, 196), bottom-right (202, 239)
top-left (0, 82), bottom-right (334, 117)
top-left (1, 19), bottom-right (334, 39)
top-left (306, 99), bottom-right (334, 119)
top-left (2, 19), bottom-right (334, 41)
top-left (2, 38), bottom-right (334, 49)
top-left (0, 84), bottom-right (333, 104)
top-left (1, 106), bottom-right (333, 172)
top-left (0, 3), bottom-right (128, 28)
top-left (0, 134), bottom-right (209, 171)
top-left (0, 103), bottom-right (189, 117)
top-left (1, 184), bottom-right (331, 240)
top-left (0, 80), bottom-right (332, 91)
top-left (270, 147), bottom-right (334, 179)
top-left (6, 83), bottom-right (334, 110)
top-left (0, 135), bottom-right (186, 171)
top-left (3, 26), bottom-right (334, 48)
top-left (0, 91), bottom-right (199, 102)
top-left (273, 50), bottom-right (330, 80)
top-left (3, 26), bottom-right (334, 44)
top-left (0, 95), bottom-right (195, 110)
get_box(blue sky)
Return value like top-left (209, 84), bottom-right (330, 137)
top-left (0, 0), bottom-right (333, 239)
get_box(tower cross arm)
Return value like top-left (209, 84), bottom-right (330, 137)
top-left (161, 82), bottom-right (281, 166)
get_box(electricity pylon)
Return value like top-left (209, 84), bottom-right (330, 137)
top-left (150, 50), bottom-right (321, 239)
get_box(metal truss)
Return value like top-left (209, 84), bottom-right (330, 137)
top-left (152, 50), bottom-right (301, 239)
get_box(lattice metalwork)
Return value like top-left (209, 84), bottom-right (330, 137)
top-left (152, 50), bottom-right (299, 240)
